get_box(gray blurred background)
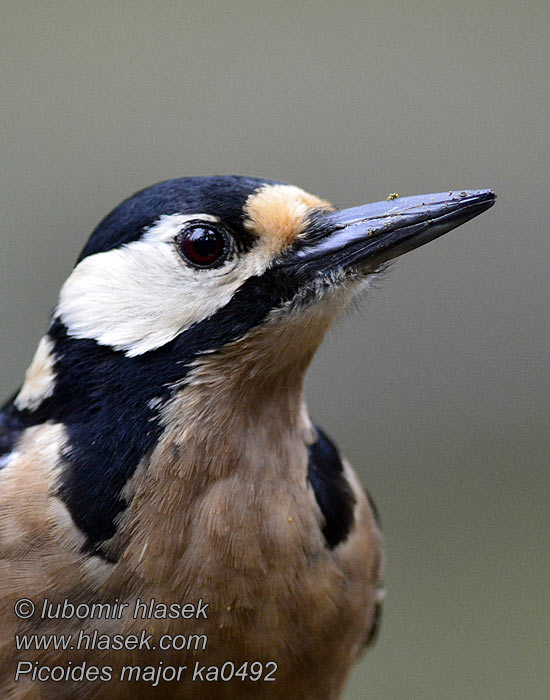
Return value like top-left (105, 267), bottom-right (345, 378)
top-left (1, 1), bottom-right (548, 698)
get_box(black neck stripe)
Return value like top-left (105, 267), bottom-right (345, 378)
top-left (2, 268), bottom-right (294, 556)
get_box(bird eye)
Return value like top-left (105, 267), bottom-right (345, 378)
top-left (176, 224), bottom-right (231, 268)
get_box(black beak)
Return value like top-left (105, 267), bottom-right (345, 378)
top-left (282, 189), bottom-right (496, 274)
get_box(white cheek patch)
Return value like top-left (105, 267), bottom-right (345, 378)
top-left (56, 214), bottom-right (271, 356)
top-left (0, 451), bottom-right (19, 469)
top-left (14, 335), bottom-right (57, 411)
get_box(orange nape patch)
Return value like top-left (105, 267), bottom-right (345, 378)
top-left (243, 184), bottom-right (333, 252)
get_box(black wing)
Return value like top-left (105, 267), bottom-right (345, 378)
top-left (0, 393), bottom-right (25, 463)
top-left (306, 425), bottom-right (357, 549)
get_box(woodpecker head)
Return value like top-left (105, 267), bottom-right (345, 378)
top-left (7, 175), bottom-right (495, 551)
top-left (54, 176), bottom-right (495, 367)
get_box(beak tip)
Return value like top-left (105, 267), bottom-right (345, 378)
top-left (458, 188), bottom-right (497, 203)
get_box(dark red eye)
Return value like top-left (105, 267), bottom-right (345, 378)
top-left (177, 225), bottom-right (230, 268)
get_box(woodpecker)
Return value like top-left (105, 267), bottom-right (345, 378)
top-left (0, 176), bottom-right (495, 699)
